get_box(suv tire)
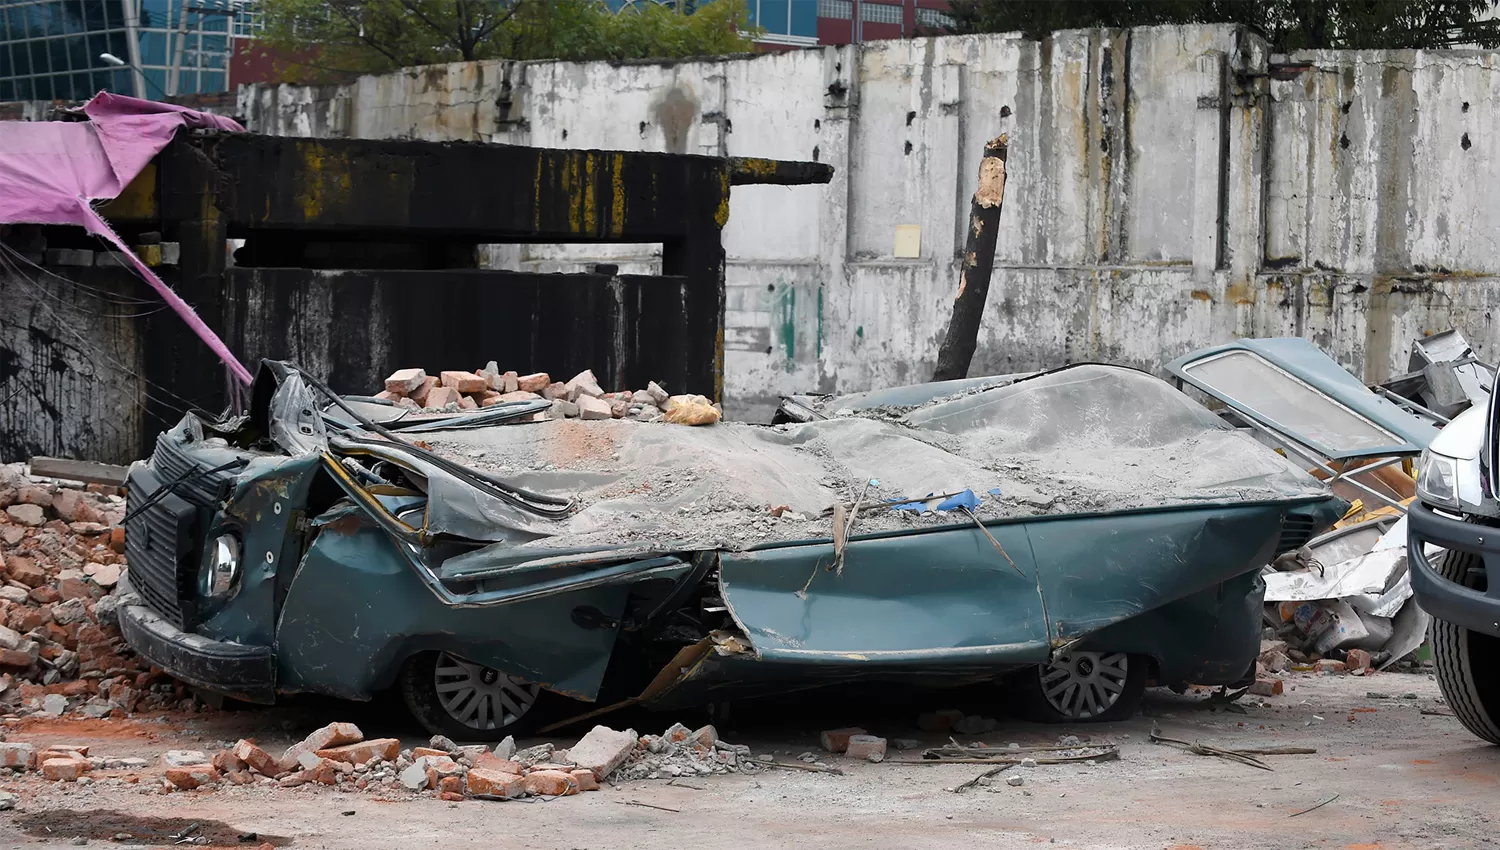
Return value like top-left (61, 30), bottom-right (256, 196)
top-left (1432, 550), bottom-right (1500, 744)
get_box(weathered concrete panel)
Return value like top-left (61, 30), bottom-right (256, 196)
top-left (0, 266), bottom-right (148, 465)
top-left (236, 27), bottom-right (1500, 421)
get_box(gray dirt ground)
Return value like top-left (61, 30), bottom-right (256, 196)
top-left (2, 671), bottom-right (1498, 849)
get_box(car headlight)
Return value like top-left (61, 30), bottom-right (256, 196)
top-left (1416, 449), bottom-right (1460, 508)
top-left (202, 533), bottom-right (241, 597)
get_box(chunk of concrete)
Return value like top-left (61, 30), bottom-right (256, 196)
top-left (567, 725), bottom-right (637, 781)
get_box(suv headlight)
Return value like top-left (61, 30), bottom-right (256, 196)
top-left (202, 533), bottom-right (242, 597)
top-left (1416, 449), bottom-right (1460, 508)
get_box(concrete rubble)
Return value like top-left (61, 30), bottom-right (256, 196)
top-left (374, 366), bottom-right (720, 425)
top-left (0, 464), bottom-right (189, 719)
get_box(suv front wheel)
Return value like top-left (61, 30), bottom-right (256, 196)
top-left (1431, 551), bottom-right (1500, 744)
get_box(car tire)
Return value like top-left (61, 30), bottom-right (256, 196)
top-left (1430, 550), bottom-right (1500, 745)
top-left (399, 651), bottom-right (556, 742)
top-left (1014, 650), bottom-right (1147, 723)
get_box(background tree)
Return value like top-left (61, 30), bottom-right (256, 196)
top-left (948, 0), bottom-right (1500, 50)
top-left (257, 0), bottom-right (760, 83)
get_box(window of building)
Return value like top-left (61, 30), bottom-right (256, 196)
top-left (916, 7), bottom-right (955, 28)
top-left (1, 0), bottom-right (250, 101)
top-left (861, 2), bottom-right (902, 24)
top-left (817, 0), bottom-right (852, 19)
top-left (747, 0), bottom-right (818, 43)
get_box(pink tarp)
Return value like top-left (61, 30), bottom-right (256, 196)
top-left (0, 92), bottom-right (253, 384)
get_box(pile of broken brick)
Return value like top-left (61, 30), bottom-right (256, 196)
top-left (0, 464), bottom-right (172, 718)
top-left (0, 721), bottom-right (751, 800)
top-left (1249, 635), bottom-right (1401, 697)
top-left (375, 365), bottom-right (720, 425)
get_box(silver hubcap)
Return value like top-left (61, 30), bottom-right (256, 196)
top-left (434, 653), bottom-right (540, 731)
top-left (1039, 651), bottom-right (1128, 719)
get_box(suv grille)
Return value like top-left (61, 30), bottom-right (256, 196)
top-left (1275, 513), bottom-right (1317, 554)
top-left (124, 435), bottom-right (238, 628)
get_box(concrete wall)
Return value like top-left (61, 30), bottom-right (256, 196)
top-left (239, 28), bottom-right (1500, 422)
top-left (0, 264), bottom-right (150, 465)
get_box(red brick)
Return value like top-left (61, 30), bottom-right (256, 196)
top-left (212, 750), bottom-right (248, 774)
top-left (439, 791), bottom-right (464, 801)
top-left (280, 722), bottom-right (363, 770)
top-left (57, 577), bottom-right (95, 601)
top-left (1314, 659), bottom-right (1347, 674)
top-left (497, 391), bottom-right (541, 403)
top-left (226, 770), bottom-right (254, 785)
top-left (164, 764), bottom-right (219, 790)
top-left (477, 391), bottom-right (503, 407)
top-left (408, 376), bottom-right (439, 406)
top-left (439, 371), bottom-right (486, 394)
top-left (465, 767), bottom-right (524, 798)
top-left (516, 372), bottom-right (551, 393)
top-left (570, 768), bottom-right (600, 791)
top-left (0, 648), bottom-right (32, 668)
top-left (375, 390), bottom-right (401, 402)
top-left (439, 775), bottom-right (463, 795)
top-left (109, 526), bottom-right (125, 553)
top-left (411, 747), bottom-right (450, 760)
top-left (9, 608), bottom-right (42, 632)
top-left (41, 758), bottom-right (85, 782)
top-left (316, 738), bottom-right (399, 766)
top-left (521, 769), bottom-right (579, 797)
top-left (820, 727), bottom-right (867, 754)
top-left (385, 368), bottom-right (427, 395)
top-left (472, 753), bottom-right (524, 774)
top-left (231, 737), bottom-right (279, 779)
top-left (458, 394), bottom-right (479, 410)
top-left (296, 758), bottom-right (339, 786)
top-left (29, 585), bottom-right (60, 604)
top-left (542, 381), bottom-right (567, 400)
top-left (1249, 678), bottom-right (1284, 696)
top-left (8, 557), bottom-right (45, 587)
top-left (1346, 648), bottom-right (1373, 672)
top-left (423, 386), bottom-right (460, 409)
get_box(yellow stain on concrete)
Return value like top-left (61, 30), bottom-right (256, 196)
top-left (98, 163), bottom-right (158, 220)
top-left (293, 143), bottom-right (353, 222)
top-left (610, 153), bottom-right (626, 237)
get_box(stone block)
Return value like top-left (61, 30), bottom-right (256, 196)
top-left (567, 725), bottom-right (637, 781)
top-left (845, 735), bottom-right (886, 762)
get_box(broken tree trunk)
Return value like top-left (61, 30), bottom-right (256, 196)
top-left (932, 135), bottom-right (1009, 383)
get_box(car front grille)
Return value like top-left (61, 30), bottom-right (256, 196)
top-left (124, 435), bottom-right (237, 628)
top-left (1275, 513), bottom-right (1317, 555)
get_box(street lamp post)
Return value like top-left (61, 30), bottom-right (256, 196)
top-left (100, 52), bottom-right (169, 100)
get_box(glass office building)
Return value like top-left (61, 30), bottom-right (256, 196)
top-left (0, 0), bottom-right (256, 102)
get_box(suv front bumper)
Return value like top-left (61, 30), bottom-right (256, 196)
top-left (116, 577), bottom-right (277, 704)
top-left (1408, 500), bottom-right (1500, 638)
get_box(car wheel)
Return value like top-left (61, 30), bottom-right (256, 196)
top-left (1016, 650), bottom-right (1146, 723)
top-left (399, 651), bottom-right (550, 742)
top-left (1431, 550), bottom-right (1500, 744)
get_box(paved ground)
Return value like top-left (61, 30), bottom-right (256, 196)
top-left (1, 671), bottom-right (1497, 849)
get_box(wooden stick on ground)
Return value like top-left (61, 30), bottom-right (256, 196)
top-left (951, 763), bottom-right (1015, 793)
top-left (744, 758), bottom-right (845, 776)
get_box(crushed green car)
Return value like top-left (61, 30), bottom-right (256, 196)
top-left (117, 361), bottom-right (1345, 739)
